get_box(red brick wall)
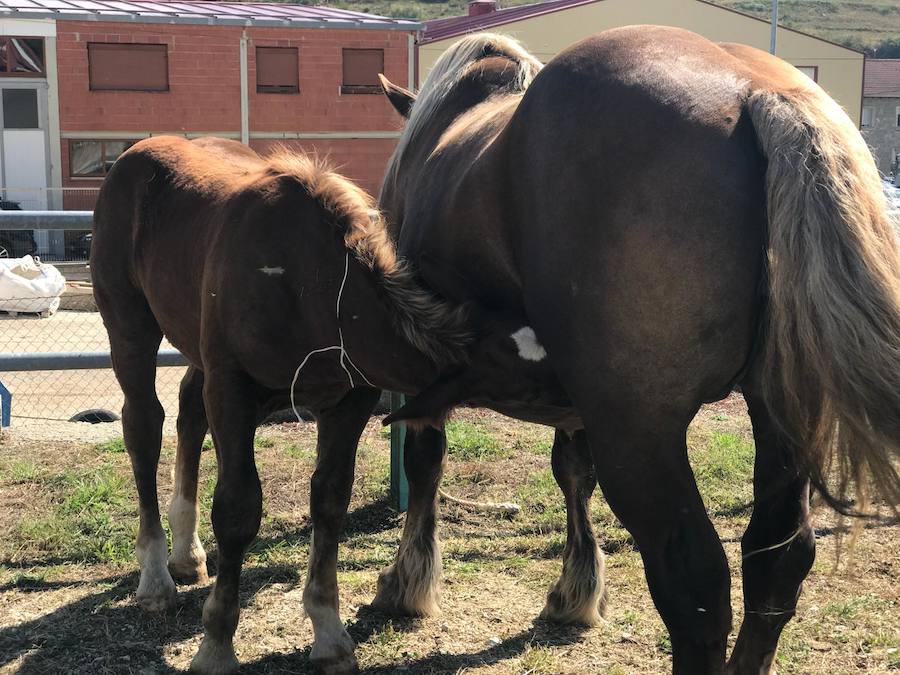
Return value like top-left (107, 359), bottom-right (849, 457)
top-left (57, 22), bottom-right (410, 191)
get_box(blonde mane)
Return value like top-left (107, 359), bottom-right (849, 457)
top-left (265, 147), bottom-right (471, 365)
top-left (383, 33), bottom-right (543, 192)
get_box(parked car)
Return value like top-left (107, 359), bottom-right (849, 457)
top-left (0, 200), bottom-right (38, 259)
top-left (65, 230), bottom-right (92, 261)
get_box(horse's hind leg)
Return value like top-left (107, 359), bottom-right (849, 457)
top-left (372, 424), bottom-right (446, 616)
top-left (99, 293), bottom-right (173, 611)
top-left (726, 383), bottom-right (815, 675)
top-left (303, 386), bottom-right (381, 673)
top-left (540, 429), bottom-right (607, 626)
top-left (167, 366), bottom-right (210, 585)
top-left (584, 406), bottom-right (731, 674)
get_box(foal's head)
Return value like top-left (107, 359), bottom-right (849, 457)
top-left (379, 33), bottom-right (542, 222)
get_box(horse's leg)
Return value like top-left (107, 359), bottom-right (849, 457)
top-left (585, 408), bottom-right (731, 674)
top-left (304, 386), bottom-right (381, 674)
top-left (190, 368), bottom-right (260, 675)
top-left (167, 366), bottom-right (210, 585)
top-left (726, 384), bottom-right (816, 675)
top-left (540, 429), bottom-right (606, 625)
top-left (372, 424), bottom-right (446, 616)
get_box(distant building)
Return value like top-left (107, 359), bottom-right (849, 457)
top-left (420, 0), bottom-right (865, 125)
top-left (0, 0), bottom-right (417, 257)
top-left (861, 59), bottom-right (900, 179)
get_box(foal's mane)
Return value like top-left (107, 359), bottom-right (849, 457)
top-left (384, 33), bottom-right (543, 189)
top-left (266, 148), bottom-right (471, 365)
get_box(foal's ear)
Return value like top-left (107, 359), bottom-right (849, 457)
top-left (379, 74), bottom-right (416, 119)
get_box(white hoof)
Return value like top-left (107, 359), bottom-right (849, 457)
top-left (190, 636), bottom-right (240, 675)
top-left (136, 570), bottom-right (177, 613)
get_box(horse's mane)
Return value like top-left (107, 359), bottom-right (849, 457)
top-left (384, 33), bottom-right (543, 191)
top-left (266, 148), bottom-right (471, 365)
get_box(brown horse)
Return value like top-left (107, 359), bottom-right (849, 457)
top-left (377, 28), bottom-right (900, 674)
top-left (90, 136), bottom-right (471, 674)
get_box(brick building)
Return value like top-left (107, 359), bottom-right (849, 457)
top-left (0, 0), bottom-right (418, 254)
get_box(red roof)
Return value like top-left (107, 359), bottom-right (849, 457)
top-left (423, 0), bottom-right (593, 43)
top-left (865, 59), bottom-right (900, 98)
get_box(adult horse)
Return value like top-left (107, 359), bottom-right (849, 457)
top-left (91, 137), bottom-right (470, 673)
top-left (377, 28), bottom-right (900, 674)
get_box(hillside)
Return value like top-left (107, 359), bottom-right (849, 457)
top-left (320, 0), bottom-right (900, 54)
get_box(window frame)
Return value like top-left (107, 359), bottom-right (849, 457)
top-left (896, 106), bottom-right (900, 128)
top-left (795, 65), bottom-right (819, 83)
top-left (341, 48), bottom-right (385, 95)
top-left (88, 42), bottom-right (169, 92)
top-left (69, 139), bottom-right (137, 179)
top-left (861, 106), bottom-right (874, 128)
top-left (0, 36), bottom-right (46, 78)
top-left (255, 46), bottom-right (300, 94)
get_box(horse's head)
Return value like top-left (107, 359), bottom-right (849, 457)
top-left (378, 33), bottom-right (542, 225)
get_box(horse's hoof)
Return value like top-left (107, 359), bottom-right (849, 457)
top-left (168, 558), bottom-right (210, 586)
top-left (538, 584), bottom-right (605, 627)
top-left (190, 637), bottom-right (240, 675)
top-left (371, 564), bottom-right (440, 617)
top-left (136, 573), bottom-right (177, 613)
top-left (311, 653), bottom-right (359, 675)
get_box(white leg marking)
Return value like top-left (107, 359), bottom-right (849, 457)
top-left (135, 529), bottom-right (177, 612)
top-left (511, 326), bottom-right (547, 362)
top-left (168, 493), bottom-right (208, 583)
top-left (304, 581), bottom-right (356, 665)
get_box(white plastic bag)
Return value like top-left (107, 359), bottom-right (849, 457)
top-left (0, 255), bottom-right (66, 315)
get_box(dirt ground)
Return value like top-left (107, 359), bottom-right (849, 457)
top-left (0, 396), bottom-right (898, 674)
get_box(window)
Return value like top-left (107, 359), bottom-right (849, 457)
top-left (88, 43), bottom-right (168, 91)
top-left (861, 106), bottom-right (874, 128)
top-left (0, 37), bottom-right (45, 77)
top-left (341, 48), bottom-right (384, 94)
top-left (2, 89), bottom-right (39, 129)
top-left (896, 106), bottom-right (900, 127)
top-left (795, 66), bottom-right (818, 82)
top-left (70, 140), bottom-right (136, 177)
top-left (256, 47), bottom-right (299, 94)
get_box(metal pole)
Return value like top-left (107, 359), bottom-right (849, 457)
top-left (0, 210), bottom-right (93, 230)
top-left (0, 349), bottom-right (187, 372)
top-left (770, 0), bottom-right (779, 55)
top-left (389, 392), bottom-right (409, 512)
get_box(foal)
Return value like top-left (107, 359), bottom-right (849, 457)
top-left (92, 136), bottom-right (469, 673)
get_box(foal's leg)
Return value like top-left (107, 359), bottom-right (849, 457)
top-left (190, 368), bottom-right (260, 675)
top-left (585, 408), bottom-right (731, 674)
top-left (304, 387), bottom-right (381, 674)
top-left (103, 306), bottom-right (175, 612)
top-left (167, 366), bottom-right (210, 585)
top-left (726, 385), bottom-right (815, 675)
top-left (540, 429), bottom-right (607, 626)
top-left (372, 424), bottom-right (447, 616)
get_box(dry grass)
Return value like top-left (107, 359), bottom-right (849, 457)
top-left (0, 395), bottom-right (898, 674)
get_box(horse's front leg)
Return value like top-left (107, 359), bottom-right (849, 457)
top-left (372, 424), bottom-right (446, 617)
top-left (304, 387), bottom-right (381, 674)
top-left (168, 365), bottom-right (210, 585)
top-left (540, 429), bottom-right (607, 625)
top-left (190, 368), bottom-right (260, 675)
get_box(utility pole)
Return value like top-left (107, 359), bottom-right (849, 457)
top-left (770, 0), bottom-right (779, 54)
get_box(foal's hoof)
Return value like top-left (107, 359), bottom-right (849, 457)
top-left (190, 636), bottom-right (240, 675)
top-left (311, 653), bottom-right (359, 675)
top-left (136, 573), bottom-right (177, 613)
top-left (168, 558), bottom-right (210, 586)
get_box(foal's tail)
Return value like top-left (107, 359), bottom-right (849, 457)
top-left (747, 89), bottom-right (900, 513)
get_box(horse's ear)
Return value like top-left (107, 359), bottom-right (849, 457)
top-left (379, 74), bottom-right (416, 119)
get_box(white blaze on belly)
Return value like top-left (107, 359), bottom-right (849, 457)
top-left (511, 326), bottom-right (547, 362)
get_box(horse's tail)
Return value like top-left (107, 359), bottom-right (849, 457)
top-left (747, 89), bottom-right (900, 513)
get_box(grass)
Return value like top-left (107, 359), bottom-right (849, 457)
top-left (94, 436), bottom-right (126, 454)
top-left (0, 400), bottom-right (898, 674)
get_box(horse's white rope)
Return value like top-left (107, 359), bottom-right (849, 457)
top-left (439, 488), bottom-right (520, 516)
top-left (290, 251), bottom-right (375, 422)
